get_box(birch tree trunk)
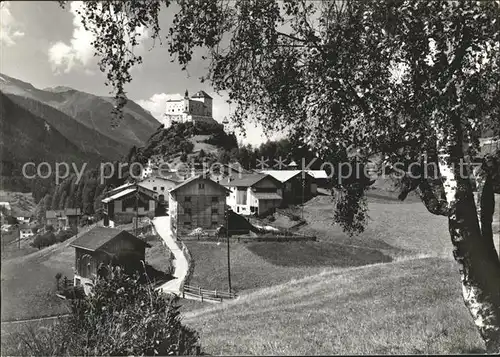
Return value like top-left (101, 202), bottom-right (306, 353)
top-left (436, 125), bottom-right (500, 353)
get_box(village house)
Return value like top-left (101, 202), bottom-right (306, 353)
top-left (223, 173), bottom-right (283, 216)
top-left (45, 210), bottom-right (68, 230)
top-left (168, 175), bottom-right (229, 236)
top-left (102, 185), bottom-right (157, 228)
top-left (260, 170), bottom-right (316, 205)
top-left (19, 223), bottom-right (37, 239)
top-left (45, 208), bottom-right (82, 230)
top-left (11, 207), bottom-right (32, 224)
top-left (138, 175), bottom-right (180, 203)
top-left (70, 227), bottom-right (151, 294)
top-left (210, 162), bottom-right (252, 184)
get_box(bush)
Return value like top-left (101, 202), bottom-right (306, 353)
top-left (267, 215), bottom-right (276, 222)
top-left (56, 228), bottom-right (76, 243)
top-left (290, 214), bottom-right (301, 221)
top-left (31, 231), bottom-right (57, 249)
top-left (3, 268), bottom-right (201, 356)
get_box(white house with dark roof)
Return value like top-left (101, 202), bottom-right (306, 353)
top-left (222, 173), bottom-right (283, 216)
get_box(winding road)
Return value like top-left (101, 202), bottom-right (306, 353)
top-left (152, 216), bottom-right (189, 296)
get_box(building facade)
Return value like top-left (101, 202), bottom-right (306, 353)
top-left (223, 174), bottom-right (283, 216)
top-left (102, 186), bottom-right (157, 228)
top-left (163, 90), bottom-right (218, 127)
top-left (260, 170), bottom-right (316, 205)
top-left (70, 227), bottom-right (150, 294)
top-left (19, 224), bottom-right (36, 239)
top-left (169, 175), bottom-right (229, 236)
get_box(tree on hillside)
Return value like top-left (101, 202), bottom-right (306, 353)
top-left (60, 0), bottom-right (500, 352)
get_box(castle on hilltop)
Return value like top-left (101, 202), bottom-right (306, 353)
top-left (163, 90), bottom-right (219, 127)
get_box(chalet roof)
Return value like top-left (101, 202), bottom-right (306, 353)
top-left (106, 182), bottom-right (134, 196)
top-left (170, 174), bottom-right (230, 193)
top-left (71, 227), bottom-right (150, 252)
top-left (222, 173), bottom-right (271, 188)
top-left (307, 170), bottom-right (329, 179)
top-left (192, 90), bottom-right (212, 99)
top-left (259, 170), bottom-right (304, 183)
top-left (101, 188), bottom-right (136, 203)
top-left (253, 192), bottom-right (282, 200)
top-left (11, 207), bottom-right (31, 217)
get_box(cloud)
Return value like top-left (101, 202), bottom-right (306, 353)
top-left (0, 2), bottom-right (25, 47)
top-left (48, 1), bottom-right (149, 74)
top-left (136, 93), bottom-right (181, 121)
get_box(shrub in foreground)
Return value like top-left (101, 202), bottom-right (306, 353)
top-left (3, 268), bottom-right (201, 356)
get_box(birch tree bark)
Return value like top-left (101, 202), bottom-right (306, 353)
top-left (436, 123), bottom-right (500, 353)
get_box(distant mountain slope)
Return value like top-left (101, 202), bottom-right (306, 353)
top-left (0, 73), bottom-right (160, 152)
top-left (7, 94), bottom-right (127, 160)
top-left (0, 92), bottom-right (102, 167)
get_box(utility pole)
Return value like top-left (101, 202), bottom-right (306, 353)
top-left (225, 206), bottom-right (232, 293)
top-left (135, 186), bottom-right (139, 238)
top-left (301, 174), bottom-right (305, 220)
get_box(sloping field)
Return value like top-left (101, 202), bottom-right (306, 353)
top-left (1, 224), bottom-right (170, 321)
top-left (184, 257), bottom-right (484, 355)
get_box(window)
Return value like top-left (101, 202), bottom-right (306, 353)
top-left (212, 196), bottom-right (219, 203)
top-left (185, 208), bottom-right (192, 215)
top-left (185, 196), bottom-right (191, 202)
top-left (161, 187), bottom-right (165, 191)
top-left (212, 221), bottom-right (218, 227)
top-left (211, 208), bottom-right (218, 214)
top-left (153, 187), bottom-right (157, 191)
top-left (184, 221), bottom-right (192, 226)
top-left (237, 207), bottom-right (240, 213)
top-left (75, 278), bottom-right (81, 286)
top-left (198, 183), bottom-right (205, 189)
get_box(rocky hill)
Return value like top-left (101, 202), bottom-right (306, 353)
top-left (127, 121), bottom-right (238, 170)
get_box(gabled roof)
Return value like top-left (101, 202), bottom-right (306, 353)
top-left (222, 173), bottom-right (273, 188)
top-left (19, 223), bottom-right (37, 230)
top-left (106, 182), bottom-right (134, 196)
top-left (307, 170), bottom-right (329, 179)
top-left (170, 174), bottom-right (230, 193)
top-left (260, 170), bottom-right (304, 183)
top-left (101, 188), bottom-right (136, 203)
top-left (70, 227), bottom-right (150, 252)
top-left (191, 90), bottom-right (212, 99)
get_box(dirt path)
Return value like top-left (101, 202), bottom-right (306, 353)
top-left (152, 216), bottom-right (189, 296)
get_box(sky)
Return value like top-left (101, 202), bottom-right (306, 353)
top-left (0, 1), bottom-right (284, 147)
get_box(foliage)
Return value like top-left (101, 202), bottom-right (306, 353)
top-left (58, 0), bottom-right (500, 350)
top-left (31, 232), bottom-right (57, 250)
top-left (3, 268), bottom-right (201, 356)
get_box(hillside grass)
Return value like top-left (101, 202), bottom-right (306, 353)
top-left (183, 257), bottom-right (484, 355)
top-left (1, 226), bottom-right (173, 321)
top-left (185, 239), bottom-right (398, 293)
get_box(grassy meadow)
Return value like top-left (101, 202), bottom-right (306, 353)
top-left (183, 257), bottom-right (484, 355)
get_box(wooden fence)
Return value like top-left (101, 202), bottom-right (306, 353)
top-left (182, 285), bottom-right (237, 303)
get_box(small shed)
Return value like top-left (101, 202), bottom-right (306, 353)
top-left (70, 227), bottom-right (151, 294)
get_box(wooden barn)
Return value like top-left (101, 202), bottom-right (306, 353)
top-left (169, 175), bottom-right (230, 236)
top-left (70, 227), bottom-right (151, 294)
